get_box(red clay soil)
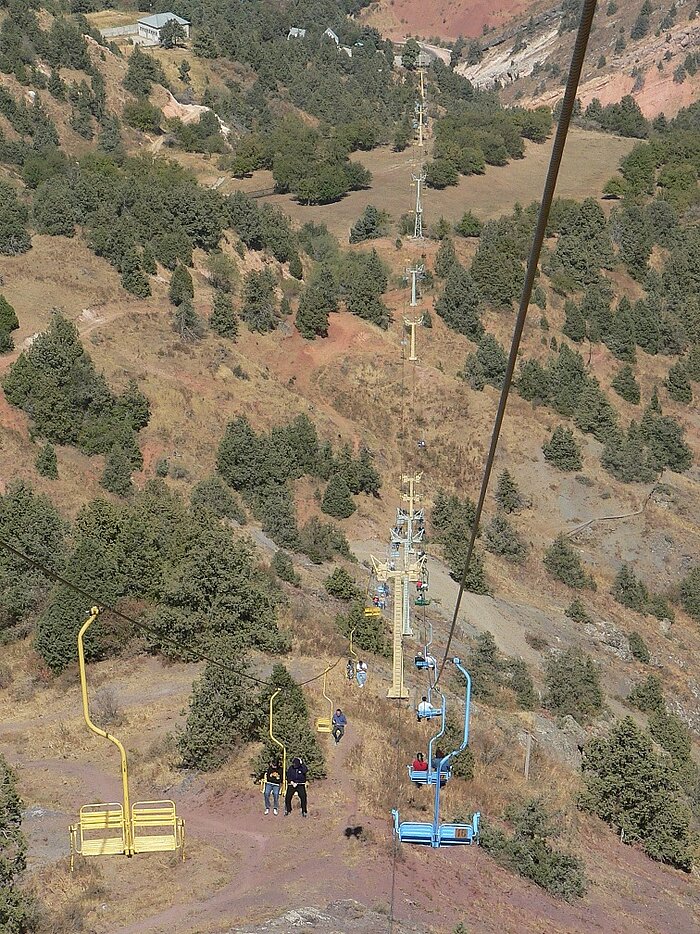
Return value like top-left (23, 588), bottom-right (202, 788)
top-left (17, 721), bottom-right (699, 934)
top-left (361, 0), bottom-right (537, 40)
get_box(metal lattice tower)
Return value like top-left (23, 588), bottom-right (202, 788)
top-left (405, 263), bottom-right (425, 307)
top-left (411, 172), bottom-right (426, 240)
top-left (373, 474), bottom-right (426, 699)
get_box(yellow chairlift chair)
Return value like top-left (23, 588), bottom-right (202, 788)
top-left (69, 608), bottom-right (184, 870)
top-left (315, 665), bottom-right (333, 733)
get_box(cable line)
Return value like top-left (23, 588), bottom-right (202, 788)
top-left (0, 536), bottom-right (342, 689)
top-left (435, 0), bottom-right (598, 686)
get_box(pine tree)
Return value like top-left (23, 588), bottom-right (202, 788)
top-left (665, 361), bottom-right (692, 404)
top-left (549, 345), bottom-right (588, 416)
top-left (190, 475), bottom-right (245, 522)
top-left (611, 564), bottom-right (648, 612)
top-left (544, 646), bottom-right (603, 722)
top-left (0, 753), bottom-right (37, 932)
top-left (0, 295), bottom-right (19, 333)
top-left (321, 474), bottom-right (356, 519)
top-left (611, 364), bottom-right (641, 404)
top-left (435, 238), bottom-right (458, 278)
top-left (271, 550), bottom-right (300, 586)
top-left (543, 426), bottom-right (582, 471)
top-left (573, 380), bottom-right (618, 441)
top-left (210, 290), bottom-right (238, 339)
top-left (685, 344), bottom-right (700, 382)
top-left (631, 297), bottom-right (660, 354)
top-left (241, 268), bottom-right (277, 333)
top-left (628, 674), bottom-right (663, 711)
top-left (581, 717), bottom-right (693, 871)
top-left (172, 298), bottom-right (205, 342)
top-left (169, 264), bottom-right (194, 306)
top-left (254, 664), bottom-right (326, 778)
top-left (101, 446), bottom-right (133, 496)
top-left (349, 204), bottom-right (385, 243)
top-left (543, 535), bottom-right (592, 589)
top-left (605, 298), bottom-right (637, 361)
top-left (324, 567), bottom-right (361, 600)
top-left (562, 299), bottom-right (587, 343)
top-left (435, 265), bottom-right (484, 340)
top-left (455, 210), bottom-right (482, 238)
top-left (495, 469), bottom-right (523, 513)
top-left (582, 287), bottom-right (612, 343)
top-left (474, 334), bottom-right (508, 389)
top-left (336, 601), bottom-right (388, 658)
top-left (178, 647), bottom-right (260, 771)
top-left (601, 422), bottom-right (659, 483)
top-left (679, 566), bottom-right (700, 621)
top-left (517, 359), bottom-right (550, 404)
top-left (484, 512), bottom-right (528, 564)
top-left (35, 443), bottom-right (58, 479)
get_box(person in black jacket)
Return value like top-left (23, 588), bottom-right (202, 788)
top-left (263, 760), bottom-right (283, 815)
top-left (284, 756), bottom-right (308, 817)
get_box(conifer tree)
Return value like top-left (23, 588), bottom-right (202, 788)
top-left (324, 566), bottom-right (361, 601)
top-left (517, 359), bottom-right (550, 405)
top-left (611, 364), bottom-right (641, 404)
top-left (631, 297), bottom-right (660, 354)
top-left (581, 717), bottom-right (693, 871)
top-left (611, 564), bottom-right (648, 612)
top-left (544, 646), bottom-right (602, 722)
top-left (169, 264), bottom-right (194, 306)
top-left (573, 380), bottom-right (618, 441)
top-left (35, 443), bottom-right (58, 479)
top-left (495, 469), bottom-right (523, 513)
top-left (549, 345), bottom-right (588, 416)
top-left (582, 287), bottom-right (612, 343)
top-left (601, 422), bottom-right (659, 483)
top-left (254, 664), bottom-right (326, 778)
top-left (435, 238), bottom-right (458, 278)
top-left (543, 535), bottom-right (592, 589)
top-left (628, 674), bottom-right (663, 712)
top-left (178, 646), bottom-right (260, 771)
top-left (435, 265), bottom-right (484, 340)
top-left (321, 474), bottom-right (356, 519)
top-left (628, 632), bottom-right (651, 665)
top-left (543, 426), bottom-right (582, 471)
top-left (484, 512), bottom-right (528, 564)
top-left (241, 268), bottom-right (277, 333)
top-left (0, 295), bottom-right (19, 333)
top-left (172, 298), bottom-right (205, 342)
top-left (349, 204), bottom-right (385, 243)
top-left (665, 360), bottom-right (692, 404)
top-left (562, 299), bottom-right (587, 343)
top-left (336, 601), bottom-right (389, 657)
top-left (679, 566), bottom-right (700, 621)
top-left (101, 446), bottom-right (133, 496)
top-left (272, 550), bottom-right (300, 586)
top-left (210, 290), bottom-right (238, 339)
top-left (605, 298), bottom-right (637, 361)
top-left (0, 753), bottom-right (37, 932)
top-left (685, 344), bottom-right (700, 382)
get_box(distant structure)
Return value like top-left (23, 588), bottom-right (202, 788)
top-left (137, 13), bottom-right (191, 44)
top-left (287, 27), bottom-right (306, 40)
top-left (324, 27), bottom-right (340, 45)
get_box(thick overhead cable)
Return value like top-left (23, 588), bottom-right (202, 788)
top-left (435, 0), bottom-right (599, 686)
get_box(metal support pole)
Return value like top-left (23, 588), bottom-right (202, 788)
top-left (524, 732), bottom-right (532, 781)
top-left (269, 689), bottom-right (287, 795)
top-left (77, 607), bottom-right (134, 856)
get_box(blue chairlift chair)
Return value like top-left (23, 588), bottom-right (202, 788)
top-left (408, 692), bottom-right (451, 787)
top-left (393, 658), bottom-right (480, 848)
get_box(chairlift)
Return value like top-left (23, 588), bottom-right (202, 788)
top-left (267, 688), bottom-right (287, 796)
top-left (315, 664), bottom-right (334, 733)
top-left (414, 621), bottom-right (436, 671)
top-left (364, 606), bottom-right (382, 618)
top-left (393, 658), bottom-right (480, 848)
top-left (69, 608), bottom-right (184, 870)
top-left (408, 691), bottom-right (451, 787)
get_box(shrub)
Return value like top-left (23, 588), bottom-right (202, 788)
top-left (543, 426), bottom-right (582, 471)
top-left (565, 598), bottom-right (592, 625)
top-left (271, 550), bottom-right (300, 586)
top-left (190, 475), bottom-right (245, 522)
top-left (481, 799), bottom-right (586, 899)
top-left (543, 647), bottom-right (603, 723)
top-left (543, 536), bottom-right (594, 589)
top-left (324, 567), bottom-right (361, 601)
top-left (508, 658), bottom-right (537, 709)
top-left (628, 674), bottom-right (664, 713)
top-left (628, 630), bottom-right (650, 663)
top-left (611, 564), bottom-right (648, 613)
top-left (679, 566), bottom-right (700, 620)
top-left (35, 442), bottom-right (58, 479)
top-left (580, 717), bottom-right (693, 870)
top-left (0, 753), bottom-right (37, 932)
top-left (484, 513), bottom-right (527, 564)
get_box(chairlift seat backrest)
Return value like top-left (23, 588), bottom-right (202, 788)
top-left (132, 800), bottom-right (184, 855)
top-left (316, 717), bottom-right (332, 733)
top-left (70, 803), bottom-right (127, 865)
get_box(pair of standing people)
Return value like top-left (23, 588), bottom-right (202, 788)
top-left (262, 757), bottom-right (309, 817)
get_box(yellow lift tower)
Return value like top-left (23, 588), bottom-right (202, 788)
top-left (373, 474), bottom-right (427, 699)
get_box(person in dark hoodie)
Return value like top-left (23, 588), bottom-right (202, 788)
top-left (284, 756), bottom-right (308, 817)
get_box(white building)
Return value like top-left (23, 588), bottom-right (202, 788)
top-left (287, 27), bottom-right (306, 40)
top-left (324, 27), bottom-right (340, 46)
top-left (137, 13), bottom-right (191, 45)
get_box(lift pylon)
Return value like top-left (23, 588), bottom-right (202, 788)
top-left (269, 689), bottom-right (287, 795)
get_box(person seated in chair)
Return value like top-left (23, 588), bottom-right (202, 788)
top-left (417, 696), bottom-right (434, 720)
top-left (411, 752), bottom-right (429, 782)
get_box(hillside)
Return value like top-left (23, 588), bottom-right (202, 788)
top-left (0, 4), bottom-right (699, 934)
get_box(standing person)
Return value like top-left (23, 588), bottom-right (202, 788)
top-left (263, 759), bottom-right (283, 815)
top-left (284, 757), bottom-right (308, 817)
top-left (331, 708), bottom-right (347, 744)
top-left (356, 660), bottom-right (368, 688)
